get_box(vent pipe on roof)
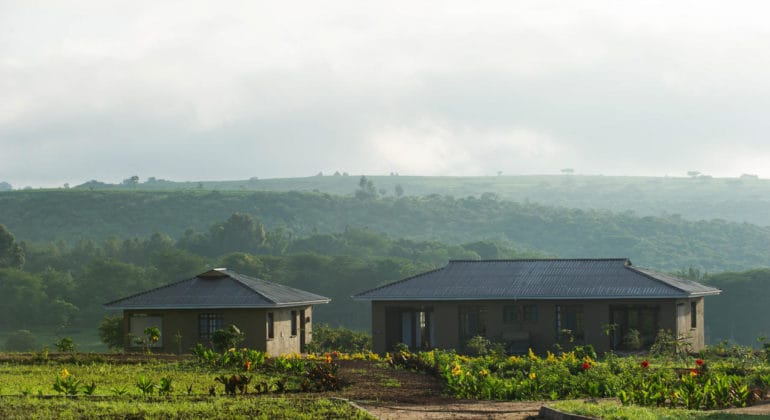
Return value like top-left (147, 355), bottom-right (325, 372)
top-left (199, 269), bottom-right (229, 279)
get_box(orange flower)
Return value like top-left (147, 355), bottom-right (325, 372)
top-left (690, 369), bottom-right (698, 376)
top-left (244, 360), bottom-right (252, 371)
top-left (325, 354), bottom-right (332, 364)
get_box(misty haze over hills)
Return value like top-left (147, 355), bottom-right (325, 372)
top-left (65, 173), bottom-right (770, 226)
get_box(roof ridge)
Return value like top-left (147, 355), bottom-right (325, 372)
top-left (352, 265), bottom-right (446, 298)
top-left (449, 258), bottom-right (629, 263)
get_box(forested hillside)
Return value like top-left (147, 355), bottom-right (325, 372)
top-left (1, 189), bottom-right (769, 271)
top-left (0, 219), bottom-right (541, 335)
top-left (73, 174), bottom-right (770, 226)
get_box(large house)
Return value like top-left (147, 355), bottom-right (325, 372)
top-left (353, 259), bottom-right (721, 354)
top-left (103, 268), bottom-right (330, 354)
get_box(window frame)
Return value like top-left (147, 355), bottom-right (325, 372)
top-left (198, 313), bottom-right (224, 341)
top-left (690, 301), bottom-right (697, 329)
top-left (267, 312), bottom-right (275, 340)
top-left (290, 310), bottom-right (298, 337)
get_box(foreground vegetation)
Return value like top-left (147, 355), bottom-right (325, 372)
top-left (0, 339), bottom-right (768, 418)
top-left (387, 342), bottom-right (770, 410)
top-left (0, 349), bottom-right (373, 419)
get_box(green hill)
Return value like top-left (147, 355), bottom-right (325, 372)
top-left (1, 189), bottom-right (769, 272)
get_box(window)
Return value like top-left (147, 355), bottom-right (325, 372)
top-left (503, 305), bottom-right (537, 323)
top-left (459, 306), bottom-right (487, 342)
top-left (198, 314), bottom-right (223, 341)
top-left (609, 305), bottom-right (660, 349)
top-left (502, 305), bottom-right (519, 323)
top-left (130, 315), bottom-right (163, 346)
top-left (291, 310), bottom-right (298, 336)
top-left (523, 305), bottom-right (538, 322)
top-left (267, 312), bottom-right (275, 339)
top-left (555, 305), bottom-right (584, 341)
top-left (690, 301), bottom-right (697, 328)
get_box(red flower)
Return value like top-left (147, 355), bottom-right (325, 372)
top-left (695, 358), bottom-right (704, 366)
top-left (690, 369), bottom-right (698, 376)
top-left (581, 362), bottom-right (590, 370)
top-left (641, 360), bottom-right (649, 369)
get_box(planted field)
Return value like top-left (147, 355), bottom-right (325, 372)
top-left (1, 344), bottom-right (770, 419)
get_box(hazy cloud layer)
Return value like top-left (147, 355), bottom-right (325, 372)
top-left (2, 1), bottom-right (770, 187)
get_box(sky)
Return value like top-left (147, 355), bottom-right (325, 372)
top-left (2, 1), bottom-right (770, 188)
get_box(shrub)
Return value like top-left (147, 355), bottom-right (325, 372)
top-left (304, 323), bottom-right (371, 353)
top-left (211, 324), bottom-right (244, 352)
top-left (464, 335), bottom-right (504, 356)
top-left (98, 316), bottom-right (124, 351)
top-left (5, 329), bottom-right (37, 352)
top-left (650, 329), bottom-right (677, 356)
top-left (55, 337), bottom-right (76, 352)
top-left (622, 329), bottom-right (642, 350)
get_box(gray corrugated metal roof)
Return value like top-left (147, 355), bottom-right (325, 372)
top-left (103, 269), bottom-right (330, 310)
top-left (352, 259), bottom-right (721, 301)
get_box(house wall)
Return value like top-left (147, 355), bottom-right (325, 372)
top-left (122, 306), bottom-right (313, 355)
top-left (674, 297), bottom-right (705, 350)
top-left (371, 299), bottom-right (700, 354)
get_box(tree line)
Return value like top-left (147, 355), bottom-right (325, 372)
top-left (2, 189), bottom-right (770, 271)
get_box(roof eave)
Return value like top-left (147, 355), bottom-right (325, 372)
top-left (103, 299), bottom-right (331, 311)
top-left (352, 294), bottom-right (714, 301)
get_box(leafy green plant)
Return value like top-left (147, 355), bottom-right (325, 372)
top-left (135, 375), bottom-right (155, 396)
top-left (158, 377), bottom-right (173, 396)
top-left (110, 386), bottom-right (128, 396)
top-left (82, 381), bottom-right (97, 396)
top-left (303, 361), bottom-right (342, 391)
top-left (52, 368), bottom-right (81, 396)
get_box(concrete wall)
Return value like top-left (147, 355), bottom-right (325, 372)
top-left (371, 298), bottom-right (706, 354)
top-left (122, 305), bottom-right (313, 355)
top-left (674, 297), bottom-right (705, 351)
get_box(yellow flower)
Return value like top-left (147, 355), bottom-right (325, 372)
top-left (508, 355), bottom-right (522, 363)
top-left (451, 362), bottom-right (463, 376)
top-left (228, 348), bottom-right (236, 353)
top-left (60, 368), bottom-right (70, 379)
top-left (479, 369), bottom-right (489, 377)
top-left (528, 348), bottom-right (539, 361)
top-left (546, 351), bottom-right (556, 363)
top-left (528, 372), bottom-right (536, 380)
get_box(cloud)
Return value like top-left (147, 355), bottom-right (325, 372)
top-left (367, 121), bottom-right (569, 175)
top-left (2, 1), bottom-right (770, 186)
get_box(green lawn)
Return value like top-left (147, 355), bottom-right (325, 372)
top-left (549, 400), bottom-right (762, 419)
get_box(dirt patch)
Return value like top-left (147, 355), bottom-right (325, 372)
top-left (328, 360), bottom-right (543, 419)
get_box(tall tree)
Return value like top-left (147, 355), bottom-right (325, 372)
top-left (209, 213), bottom-right (267, 255)
top-left (0, 224), bottom-right (24, 269)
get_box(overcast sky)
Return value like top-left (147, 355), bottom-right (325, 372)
top-left (2, 1), bottom-right (770, 187)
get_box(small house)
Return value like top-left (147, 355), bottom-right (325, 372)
top-left (103, 268), bottom-right (330, 354)
top-left (353, 259), bottom-right (720, 354)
